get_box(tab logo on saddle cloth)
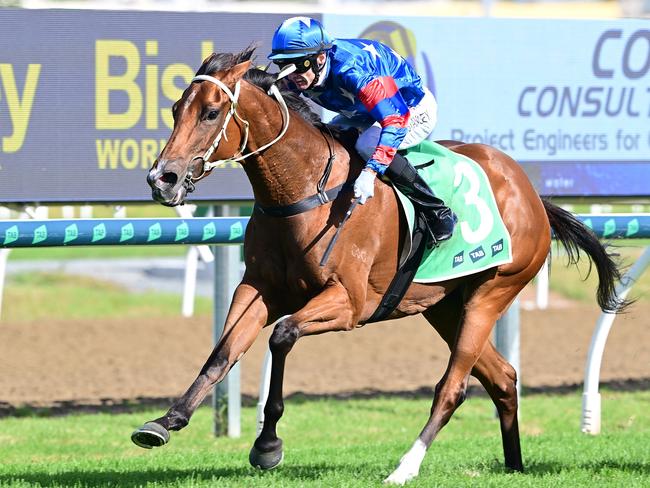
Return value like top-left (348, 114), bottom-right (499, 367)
top-left (452, 251), bottom-right (464, 268)
top-left (469, 246), bottom-right (486, 263)
top-left (491, 239), bottom-right (505, 256)
top-left (394, 141), bottom-right (513, 283)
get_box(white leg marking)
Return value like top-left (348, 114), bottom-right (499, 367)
top-left (384, 438), bottom-right (427, 485)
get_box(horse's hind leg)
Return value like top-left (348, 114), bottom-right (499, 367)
top-left (421, 294), bottom-right (523, 472)
top-left (472, 343), bottom-right (522, 470)
top-left (250, 279), bottom-right (356, 470)
top-left (385, 277), bottom-right (526, 484)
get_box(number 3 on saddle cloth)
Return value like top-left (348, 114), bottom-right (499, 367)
top-left (367, 140), bottom-right (513, 322)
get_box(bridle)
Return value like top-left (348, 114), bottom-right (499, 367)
top-left (183, 65), bottom-right (351, 219)
top-left (186, 69), bottom-right (292, 185)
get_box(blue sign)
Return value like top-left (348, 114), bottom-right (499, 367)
top-left (325, 15), bottom-right (650, 196)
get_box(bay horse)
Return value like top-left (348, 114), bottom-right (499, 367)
top-left (136, 47), bottom-right (624, 484)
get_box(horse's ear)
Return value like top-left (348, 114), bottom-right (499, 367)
top-left (227, 60), bottom-right (252, 83)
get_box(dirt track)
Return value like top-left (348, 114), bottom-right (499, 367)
top-left (0, 289), bottom-right (648, 410)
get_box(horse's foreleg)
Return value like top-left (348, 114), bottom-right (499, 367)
top-left (250, 280), bottom-right (355, 470)
top-left (131, 282), bottom-right (269, 449)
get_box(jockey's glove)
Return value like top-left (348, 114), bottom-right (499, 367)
top-left (354, 169), bottom-right (376, 204)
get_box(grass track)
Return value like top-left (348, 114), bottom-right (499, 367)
top-left (0, 392), bottom-right (648, 487)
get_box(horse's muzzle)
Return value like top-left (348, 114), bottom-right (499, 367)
top-left (147, 161), bottom-right (187, 206)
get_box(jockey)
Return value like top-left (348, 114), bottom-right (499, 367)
top-left (268, 16), bottom-right (456, 245)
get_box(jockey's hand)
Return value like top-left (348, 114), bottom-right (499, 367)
top-left (354, 168), bottom-right (376, 204)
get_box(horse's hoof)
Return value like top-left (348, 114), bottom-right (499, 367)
top-left (131, 422), bottom-right (170, 449)
top-left (249, 444), bottom-right (284, 470)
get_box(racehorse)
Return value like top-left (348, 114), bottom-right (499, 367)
top-left (136, 47), bottom-right (624, 484)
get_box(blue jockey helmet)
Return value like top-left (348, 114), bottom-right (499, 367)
top-left (268, 17), bottom-right (333, 61)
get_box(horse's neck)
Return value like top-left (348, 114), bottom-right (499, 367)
top-left (240, 84), bottom-right (345, 208)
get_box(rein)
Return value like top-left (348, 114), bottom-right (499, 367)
top-left (189, 75), bottom-right (290, 178)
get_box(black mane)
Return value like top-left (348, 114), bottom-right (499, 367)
top-left (243, 69), bottom-right (323, 126)
top-left (196, 45), bottom-right (257, 77)
top-left (196, 46), bottom-right (323, 127)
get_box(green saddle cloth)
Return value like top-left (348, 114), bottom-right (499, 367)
top-left (394, 140), bottom-right (512, 283)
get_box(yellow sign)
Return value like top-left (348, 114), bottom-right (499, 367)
top-left (94, 39), bottom-right (214, 169)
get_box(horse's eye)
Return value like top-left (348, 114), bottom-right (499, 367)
top-left (206, 110), bottom-right (219, 121)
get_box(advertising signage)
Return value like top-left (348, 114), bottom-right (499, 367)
top-left (325, 15), bottom-right (650, 197)
top-left (1, 11), bottom-right (648, 203)
top-left (0, 9), bottom-right (300, 204)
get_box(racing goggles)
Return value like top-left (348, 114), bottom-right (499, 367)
top-left (274, 56), bottom-right (316, 74)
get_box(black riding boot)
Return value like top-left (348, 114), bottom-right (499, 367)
top-left (384, 153), bottom-right (457, 245)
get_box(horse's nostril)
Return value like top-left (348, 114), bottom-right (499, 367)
top-left (160, 172), bottom-right (178, 186)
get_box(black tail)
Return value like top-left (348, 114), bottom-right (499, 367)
top-left (543, 199), bottom-right (629, 313)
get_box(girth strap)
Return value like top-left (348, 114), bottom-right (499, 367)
top-left (365, 213), bottom-right (429, 323)
top-left (254, 182), bottom-right (353, 217)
